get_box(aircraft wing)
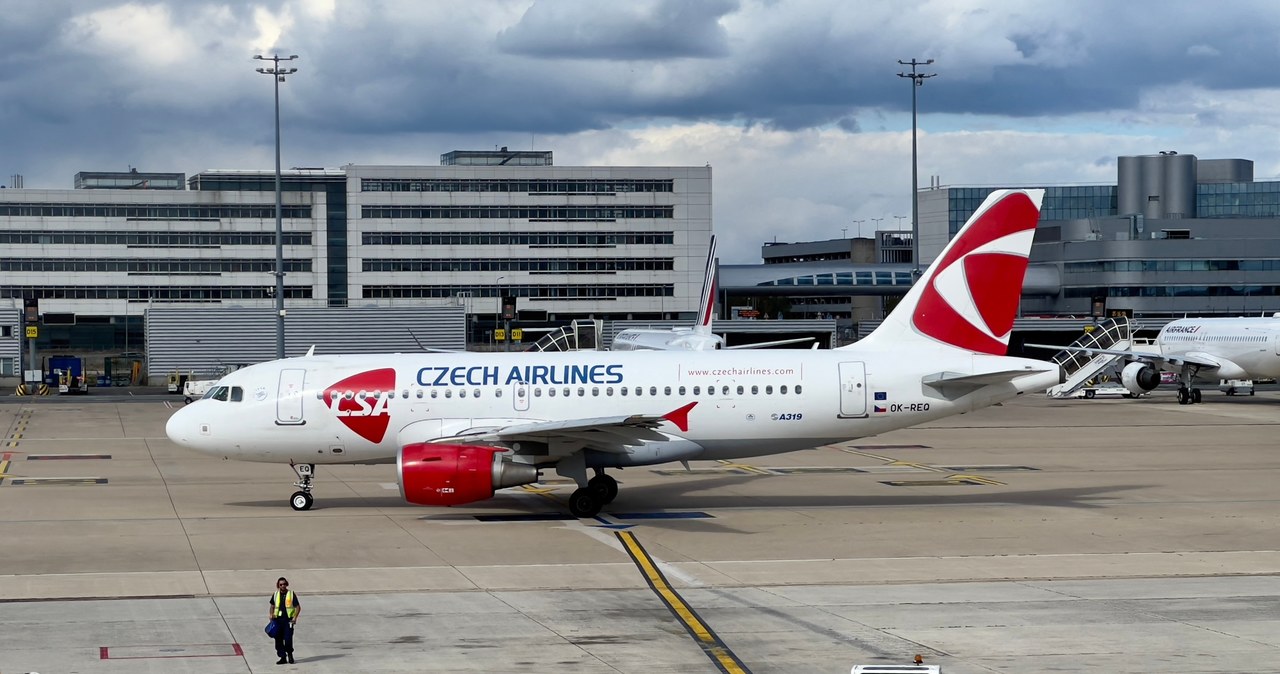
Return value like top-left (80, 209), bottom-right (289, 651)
top-left (431, 403), bottom-right (697, 456)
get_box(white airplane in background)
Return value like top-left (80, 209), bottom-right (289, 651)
top-left (1032, 314), bottom-right (1280, 405)
top-left (609, 235), bottom-right (812, 351)
top-left (165, 189), bottom-right (1057, 517)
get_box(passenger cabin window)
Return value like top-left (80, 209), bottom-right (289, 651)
top-left (795, 385), bottom-right (803, 394)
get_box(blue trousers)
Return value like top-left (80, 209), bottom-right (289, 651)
top-left (272, 616), bottom-right (295, 657)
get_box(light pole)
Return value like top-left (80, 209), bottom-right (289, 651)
top-left (254, 53), bottom-right (298, 360)
top-left (870, 217), bottom-right (885, 233)
top-left (898, 58), bottom-right (935, 279)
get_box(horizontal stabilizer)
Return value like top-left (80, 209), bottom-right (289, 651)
top-left (923, 367), bottom-right (1058, 395)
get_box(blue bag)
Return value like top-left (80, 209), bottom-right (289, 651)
top-left (265, 620), bottom-right (278, 638)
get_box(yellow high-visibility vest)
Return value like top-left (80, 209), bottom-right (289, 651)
top-left (272, 590), bottom-right (298, 619)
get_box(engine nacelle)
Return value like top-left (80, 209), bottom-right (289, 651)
top-left (398, 444), bottom-right (539, 507)
top-left (1120, 361), bottom-right (1161, 394)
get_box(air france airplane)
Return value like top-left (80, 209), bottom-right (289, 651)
top-left (609, 235), bottom-right (811, 351)
top-left (165, 189), bottom-right (1058, 516)
top-left (1036, 315), bottom-right (1280, 405)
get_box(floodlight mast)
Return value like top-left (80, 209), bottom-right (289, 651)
top-left (254, 53), bottom-right (299, 360)
top-left (897, 58), bottom-right (936, 279)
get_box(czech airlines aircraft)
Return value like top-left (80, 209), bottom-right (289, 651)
top-left (1034, 315), bottom-right (1280, 405)
top-left (166, 189), bottom-right (1057, 516)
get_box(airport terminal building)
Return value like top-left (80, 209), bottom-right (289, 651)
top-left (918, 153), bottom-right (1280, 319)
top-left (0, 150), bottom-right (712, 364)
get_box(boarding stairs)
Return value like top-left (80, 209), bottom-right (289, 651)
top-left (1045, 317), bottom-right (1136, 398)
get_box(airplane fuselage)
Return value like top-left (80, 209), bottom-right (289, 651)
top-left (169, 348), bottom-right (1055, 466)
top-left (1158, 317), bottom-right (1280, 380)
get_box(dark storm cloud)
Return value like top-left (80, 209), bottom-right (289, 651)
top-left (6, 0), bottom-right (1280, 188)
top-left (496, 0), bottom-right (736, 60)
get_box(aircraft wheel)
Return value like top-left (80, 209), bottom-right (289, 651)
top-left (1177, 389), bottom-right (1190, 405)
top-left (1191, 388), bottom-right (1202, 404)
top-left (588, 474), bottom-right (619, 504)
top-left (290, 491), bottom-right (314, 511)
top-left (568, 488), bottom-right (602, 518)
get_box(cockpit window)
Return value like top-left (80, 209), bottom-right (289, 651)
top-left (201, 385), bottom-right (243, 402)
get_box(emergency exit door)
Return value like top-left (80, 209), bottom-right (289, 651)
top-left (838, 361), bottom-right (868, 417)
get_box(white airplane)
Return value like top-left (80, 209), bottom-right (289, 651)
top-left (165, 189), bottom-right (1057, 516)
top-left (1033, 314), bottom-right (1280, 405)
top-left (610, 235), bottom-right (812, 351)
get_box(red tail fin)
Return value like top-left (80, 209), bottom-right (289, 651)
top-left (856, 189), bottom-right (1044, 355)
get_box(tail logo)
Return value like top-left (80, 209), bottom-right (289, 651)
top-left (912, 192), bottom-right (1039, 355)
top-left (323, 368), bottom-right (395, 443)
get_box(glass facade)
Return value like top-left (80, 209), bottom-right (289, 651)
top-left (0, 231), bottom-right (311, 246)
top-left (363, 284), bottom-right (673, 300)
top-left (947, 186), bottom-right (1119, 236)
top-left (1065, 285), bottom-right (1280, 298)
top-left (363, 258), bottom-right (673, 273)
top-left (362, 232), bottom-right (674, 247)
top-left (0, 203), bottom-right (311, 219)
top-left (0, 285), bottom-right (312, 301)
top-left (0, 258), bottom-right (311, 273)
top-left (760, 271), bottom-right (914, 287)
top-left (1195, 182), bottom-right (1280, 218)
top-left (362, 178), bottom-right (673, 194)
top-left (1066, 259), bottom-right (1280, 273)
top-left (361, 205), bottom-right (673, 221)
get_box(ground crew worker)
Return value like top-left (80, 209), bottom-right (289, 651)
top-left (269, 577), bottom-right (301, 664)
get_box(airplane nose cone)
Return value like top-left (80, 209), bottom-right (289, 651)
top-left (166, 405), bottom-right (192, 446)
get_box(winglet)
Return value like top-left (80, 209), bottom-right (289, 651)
top-left (663, 401), bottom-right (698, 432)
top-left (305, 345), bottom-right (316, 357)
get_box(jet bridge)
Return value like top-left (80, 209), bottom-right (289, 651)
top-left (1045, 318), bottom-right (1138, 398)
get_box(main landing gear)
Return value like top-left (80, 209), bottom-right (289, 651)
top-left (290, 462), bottom-right (316, 511)
top-left (1177, 387), bottom-right (1203, 405)
top-left (565, 469), bottom-right (619, 518)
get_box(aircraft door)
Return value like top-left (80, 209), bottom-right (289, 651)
top-left (276, 368), bottom-right (307, 425)
top-left (838, 361), bottom-right (868, 418)
top-left (512, 382), bottom-right (530, 412)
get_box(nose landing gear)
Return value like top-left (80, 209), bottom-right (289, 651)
top-left (289, 462), bottom-right (316, 510)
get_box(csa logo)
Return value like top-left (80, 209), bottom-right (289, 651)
top-left (324, 368), bottom-right (395, 443)
top-left (912, 191), bottom-right (1038, 355)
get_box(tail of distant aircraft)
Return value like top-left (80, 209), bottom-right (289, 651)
top-left (853, 189), bottom-right (1045, 355)
top-left (693, 235), bottom-right (717, 336)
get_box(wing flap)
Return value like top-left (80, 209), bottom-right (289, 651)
top-left (430, 404), bottom-right (697, 457)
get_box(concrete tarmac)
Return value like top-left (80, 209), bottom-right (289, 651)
top-left (1, 389), bottom-right (1279, 672)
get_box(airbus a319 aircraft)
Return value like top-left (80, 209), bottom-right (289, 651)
top-left (166, 189), bottom-right (1058, 516)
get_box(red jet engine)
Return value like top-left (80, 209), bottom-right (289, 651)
top-left (398, 444), bottom-right (539, 506)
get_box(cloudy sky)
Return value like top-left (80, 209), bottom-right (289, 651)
top-left (3, 0), bottom-right (1280, 263)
